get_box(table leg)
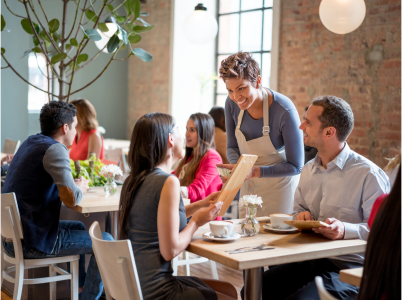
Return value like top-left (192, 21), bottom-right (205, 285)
top-left (245, 267), bottom-right (263, 300)
top-left (105, 212), bottom-right (111, 234)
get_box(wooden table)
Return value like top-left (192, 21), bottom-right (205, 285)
top-left (187, 221), bottom-right (367, 300)
top-left (339, 267), bottom-right (363, 287)
top-left (67, 186), bottom-right (121, 239)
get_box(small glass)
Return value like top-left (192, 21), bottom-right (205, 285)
top-left (104, 173), bottom-right (117, 195)
top-left (241, 205), bottom-right (260, 236)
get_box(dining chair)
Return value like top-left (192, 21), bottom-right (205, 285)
top-left (89, 221), bottom-right (143, 300)
top-left (103, 148), bottom-right (129, 182)
top-left (1, 193), bottom-right (80, 300)
top-left (3, 139), bottom-right (21, 154)
top-left (315, 276), bottom-right (338, 300)
top-left (172, 252), bottom-right (219, 279)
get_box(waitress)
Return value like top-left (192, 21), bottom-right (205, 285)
top-left (218, 51), bottom-right (304, 218)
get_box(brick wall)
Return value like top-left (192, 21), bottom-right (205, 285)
top-left (127, 0), bottom-right (173, 138)
top-left (278, 0), bottom-right (401, 167)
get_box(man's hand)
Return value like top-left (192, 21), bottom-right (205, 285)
top-left (1, 154), bottom-right (14, 165)
top-left (199, 191), bottom-right (220, 208)
top-left (312, 218), bottom-right (345, 240)
top-left (296, 211), bottom-right (314, 221)
top-left (74, 176), bottom-right (90, 194)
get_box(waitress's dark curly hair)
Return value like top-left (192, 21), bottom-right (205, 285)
top-left (40, 101), bottom-right (77, 136)
top-left (219, 51), bottom-right (260, 84)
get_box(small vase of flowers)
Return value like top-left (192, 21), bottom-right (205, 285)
top-left (239, 195), bottom-right (262, 236)
top-left (101, 164), bottom-right (123, 196)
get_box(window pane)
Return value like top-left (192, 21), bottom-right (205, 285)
top-left (240, 11), bottom-right (262, 52)
top-left (217, 55), bottom-right (230, 94)
top-left (219, 0), bottom-right (240, 14)
top-left (264, 0), bottom-right (273, 7)
top-left (241, 0), bottom-right (263, 11)
top-left (261, 53), bottom-right (271, 88)
top-left (263, 9), bottom-right (273, 51)
top-left (217, 94), bottom-right (228, 107)
top-left (218, 14), bottom-right (239, 54)
top-left (28, 53), bottom-right (50, 112)
top-left (251, 53), bottom-right (261, 71)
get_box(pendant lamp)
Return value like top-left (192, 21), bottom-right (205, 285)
top-left (95, 17), bottom-right (118, 53)
top-left (183, 3), bottom-right (218, 45)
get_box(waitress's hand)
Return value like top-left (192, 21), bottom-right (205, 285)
top-left (244, 166), bottom-right (261, 181)
top-left (216, 164), bottom-right (235, 183)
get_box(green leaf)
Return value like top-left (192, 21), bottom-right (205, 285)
top-left (116, 16), bottom-right (125, 23)
top-left (107, 34), bottom-right (120, 53)
top-left (123, 0), bottom-right (132, 16)
top-left (51, 52), bottom-right (67, 65)
top-left (33, 36), bottom-right (39, 46)
top-left (70, 38), bottom-right (78, 47)
top-left (65, 44), bottom-right (72, 51)
top-left (133, 25), bottom-right (155, 34)
top-left (131, 47), bottom-right (153, 62)
top-left (53, 33), bottom-right (59, 43)
top-left (48, 19), bottom-right (59, 33)
top-left (1, 15), bottom-right (5, 31)
top-left (21, 19), bottom-right (35, 34)
top-left (1, 47), bottom-right (5, 54)
top-left (77, 53), bottom-right (88, 65)
top-left (131, 0), bottom-right (141, 20)
top-left (106, 4), bottom-right (114, 12)
top-left (137, 17), bottom-right (150, 27)
top-left (85, 9), bottom-right (98, 23)
top-left (128, 34), bottom-right (141, 44)
top-left (98, 23), bottom-right (109, 33)
top-left (32, 47), bottom-right (42, 53)
top-left (85, 29), bottom-right (102, 41)
top-left (21, 48), bottom-right (32, 58)
top-left (119, 29), bottom-right (128, 44)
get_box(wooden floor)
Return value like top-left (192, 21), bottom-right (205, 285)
top-left (1, 253), bottom-right (244, 300)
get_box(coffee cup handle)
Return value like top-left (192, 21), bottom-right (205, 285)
top-left (223, 227), bottom-right (228, 237)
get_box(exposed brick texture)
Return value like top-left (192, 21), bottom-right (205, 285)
top-left (127, 0), bottom-right (172, 138)
top-left (278, 0), bottom-right (401, 167)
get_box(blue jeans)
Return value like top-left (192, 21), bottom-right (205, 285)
top-left (3, 220), bottom-right (113, 300)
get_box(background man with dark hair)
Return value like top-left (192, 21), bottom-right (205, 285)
top-left (257, 96), bottom-right (389, 299)
top-left (3, 101), bottom-right (113, 300)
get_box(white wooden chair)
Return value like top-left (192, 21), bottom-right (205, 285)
top-left (172, 252), bottom-right (219, 279)
top-left (104, 148), bottom-right (129, 182)
top-left (89, 221), bottom-right (143, 300)
top-left (1, 193), bottom-right (79, 300)
top-left (315, 276), bottom-right (338, 300)
top-left (3, 139), bottom-right (20, 154)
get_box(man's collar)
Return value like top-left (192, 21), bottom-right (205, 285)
top-left (311, 142), bottom-right (350, 171)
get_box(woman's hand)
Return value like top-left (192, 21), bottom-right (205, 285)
top-left (198, 191), bottom-right (220, 208)
top-left (192, 201), bottom-right (224, 227)
top-left (245, 166), bottom-right (261, 181)
top-left (216, 164), bottom-right (235, 183)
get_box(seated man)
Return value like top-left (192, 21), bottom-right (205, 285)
top-left (259, 96), bottom-right (389, 300)
top-left (2, 101), bottom-right (113, 300)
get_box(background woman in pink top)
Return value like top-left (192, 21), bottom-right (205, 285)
top-left (174, 113), bottom-right (223, 210)
top-left (69, 99), bottom-right (104, 160)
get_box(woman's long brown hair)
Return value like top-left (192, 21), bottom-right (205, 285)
top-left (70, 98), bottom-right (99, 131)
top-left (357, 166), bottom-right (401, 300)
top-left (175, 113), bottom-right (215, 186)
top-left (118, 112), bottom-right (174, 239)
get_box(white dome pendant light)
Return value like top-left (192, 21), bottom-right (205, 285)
top-left (319, 0), bottom-right (366, 34)
top-left (95, 17), bottom-right (118, 53)
top-left (183, 3), bottom-right (218, 45)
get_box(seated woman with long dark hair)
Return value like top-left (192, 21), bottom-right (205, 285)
top-left (119, 112), bottom-right (237, 300)
top-left (357, 166), bottom-right (401, 300)
top-left (174, 113), bottom-right (223, 203)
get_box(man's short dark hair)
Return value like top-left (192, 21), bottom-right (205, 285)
top-left (311, 95), bottom-right (354, 142)
top-left (40, 101), bottom-right (77, 136)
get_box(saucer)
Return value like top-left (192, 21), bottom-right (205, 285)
top-left (263, 224), bottom-right (299, 233)
top-left (202, 232), bottom-right (241, 242)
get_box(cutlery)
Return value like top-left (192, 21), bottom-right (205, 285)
top-left (228, 247), bottom-right (275, 254)
top-left (226, 242), bottom-right (269, 253)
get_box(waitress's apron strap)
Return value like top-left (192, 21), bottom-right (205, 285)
top-left (237, 109), bottom-right (245, 131)
top-left (262, 88), bottom-right (270, 136)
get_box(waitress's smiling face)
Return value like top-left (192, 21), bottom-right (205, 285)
top-left (225, 77), bottom-right (261, 110)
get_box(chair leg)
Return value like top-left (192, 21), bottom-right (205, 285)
top-left (184, 251), bottom-right (190, 276)
top-left (172, 256), bottom-right (178, 276)
top-left (12, 262), bottom-right (24, 300)
top-left (71, 260), bottom-right (79, 300)
top-left (209, 260), bottom-right (219, 280)
top-left (49, 264), bottom-right (57, 300)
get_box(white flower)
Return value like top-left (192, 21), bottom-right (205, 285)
top-left (101, 164), bottom-right (123, 176)
top-left (238, 195), bottom-right (263, 208)
top-left (97, 126), bottom-right (106, 135)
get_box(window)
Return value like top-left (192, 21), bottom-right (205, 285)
top-left (215, 0), bottom-right (277, 107)
top-left (28, 53), bottom-right (52, 112)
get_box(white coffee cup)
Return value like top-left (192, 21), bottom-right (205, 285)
top-left (209, 221), bottom-right (234, 237)
top-left (270, 213), bottom-right (294, 229)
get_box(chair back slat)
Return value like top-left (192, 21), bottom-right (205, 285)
top-left (89, 222), bottom-right (143, 300)
top-left (1, 193), bottom-right (24, 239)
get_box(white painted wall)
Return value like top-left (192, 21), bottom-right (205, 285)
top-left (171, 0), bottom-right (217, 135)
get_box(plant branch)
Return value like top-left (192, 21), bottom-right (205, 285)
top-left (47, 62), bottom-right (51, 102)
top-left (1, 53), bottom-right (58, 97)
top-left (100, 0), bottom-right (125, 19)
top-left (70, 49), bottom-right (118, 95)
top-left (66, 43), bottom-right (107, 78)
top-left (74, 0), bottom-right (89, 40)
top-left (37, 0), bottom-right (49, 23)
top-left (66, 0), bottom-right (81, 41)
top-left (4, 0), bottom-right (25, 18)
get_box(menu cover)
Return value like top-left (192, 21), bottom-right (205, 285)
top-left (283, 220), bottom-right (329, 230)
top-left (216, 154), bottom-right (258, 216)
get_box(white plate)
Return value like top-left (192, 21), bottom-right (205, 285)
top-left (263, 224), bottom-right (299, 233)
top-left (202, 232), bottom-right (241, 242)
